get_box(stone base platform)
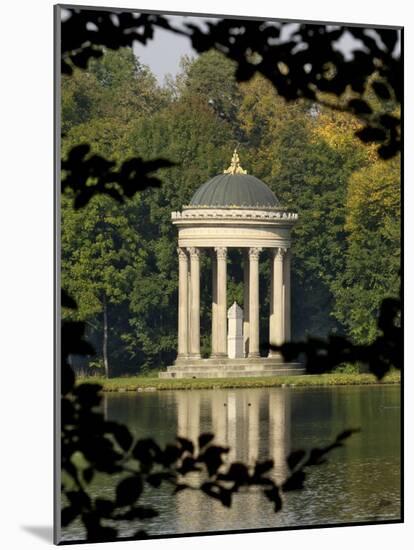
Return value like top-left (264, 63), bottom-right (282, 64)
top-left (159, 357), bottom-right (304, 379)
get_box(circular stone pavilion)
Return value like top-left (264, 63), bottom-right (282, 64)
top-left (159, 150), bottom-right (303, 379)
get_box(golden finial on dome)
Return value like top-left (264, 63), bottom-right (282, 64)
top-left (223, 147), bottom-right (247, 175)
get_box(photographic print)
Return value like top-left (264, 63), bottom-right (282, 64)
top-left (55, 3), bottom-right (402, 544)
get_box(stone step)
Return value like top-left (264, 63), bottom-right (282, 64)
top-left (166, 363), bottom-right (301, 372)
top-left (159, 367), bottom-right (304, 379)
top-left (175, 356), bottom-right (283, 365)
top-left (173, 359), bottom-right (286, 368)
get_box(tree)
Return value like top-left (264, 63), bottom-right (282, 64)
top-left (62, 192), bottom-right (138, 377)
top-left (332, 155), bottom-right (400, 343)
top-left (183, 50), bottom-right (243, 136)
top-left (88, 47), bottom-right (168, 123)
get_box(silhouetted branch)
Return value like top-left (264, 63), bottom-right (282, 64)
top-left (62, 144), bottom-right (174, 209)
top-left (61, 9), bottom-right (177, 75)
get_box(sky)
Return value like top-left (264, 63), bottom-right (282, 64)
top-left (133, 15), bottom-right (209, 84)
top-left (131, 14), bottom-right (388, 84)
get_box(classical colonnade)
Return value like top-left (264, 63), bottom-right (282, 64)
top-left (177, 246), bottom-right (291, 359)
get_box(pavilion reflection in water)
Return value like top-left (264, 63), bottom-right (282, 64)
top-left (174, 388), bottom-right (291, 533)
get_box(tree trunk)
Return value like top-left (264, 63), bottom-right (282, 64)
top-left (102, 294), bottom-right (109, 378)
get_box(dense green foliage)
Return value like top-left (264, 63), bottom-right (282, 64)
top-left (61, 48), bottom-right (400, 376)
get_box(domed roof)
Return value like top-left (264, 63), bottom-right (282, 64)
top-left (189, 151), bottom-right (280, 209)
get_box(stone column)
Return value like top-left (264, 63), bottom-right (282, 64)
top-left (187, 267), bottom-right (191, 347)
top-left (269, 252), bottom-right (275, 351)
top-left (269, 247), bottom-right (285, 356)
top-left (211, 250), bottom-right (218, 357)
top-left (243, 250), bottom-right (250, 357)
top-left (188, 247), bottom-right (201, 358)
top-left (283, 249), bottom-right (291, 342)
top-left (177, 248), bottom-right (189, 358)
top-left (215, 247), bottom-right (227, 357)
top-left (248, 247), bottom-right (262, 358)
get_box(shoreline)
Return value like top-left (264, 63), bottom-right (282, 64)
top-left (76, 372), bottom-right (401, 392)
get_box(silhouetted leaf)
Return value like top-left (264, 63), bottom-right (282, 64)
top-left (62, 144), bottom-right (174, 209)
top-left (376, 29), bottom-right (398, 53)
top-left (177, 456), bottom-right (200, 475)
top-left (94, 498), bottom-right (115, 517)
top-left (62, 289), bottom-right (77, 309)
top-left (253, 459), bottom-right (274, 477)
top-left (146, 472), bottom-right (174, 488)
top-left (287, 450), bottom-right (306, 471)
top-left (199, 445), bottom-right (229, 476)
top-left (348, 98), bottom-right (372, 115)
top-left (162, 444), bottom-right (182, 466)
top-left (61, 505), bottom-right (80, 526)
top-left (356, 126), bottom-right (387, 143)
top-left (306, 447), bottom-right (328, 466)
top-left (115, 476), bottom-right (143, 506)
top-left (73, 384), bottom-right (102, 408)
top-left (201, 482), bottom-right (232, 507)
top-left (335, 428), bottom-right (360, 442)
top-left (66, 490), bottom-right (91, 510)
top-left (176, 436), bottom-right (194, 454)
top-left (264, 486), bottom-right (283, 512)
top-left (198, 433), bottom-right (214, 449)
top-left (219, 462), bottom-right (249, 484)
top-left (372, 81), bottom-right (391, 100)
top-left (282, 471), bottom-right (307, 492)
top-left (173, 484), bottom-right (189, 494)
top-left (132, 438), bottom-right (162, 469)
top-left (62, 321), bottom-right (96, 358)
top-left (107, 422), bottom-right (133, 452)
top-left (61, 365), bottom-right (76, 395)
top-left (83, 467), bottom-right (94, 484)
top-left (83, 512), bottom-right (118, 542)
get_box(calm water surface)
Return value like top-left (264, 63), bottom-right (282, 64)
top-left (62, 385), bottom-right (401, 541)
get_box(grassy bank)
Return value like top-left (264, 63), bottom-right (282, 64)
top-left (76, 371), bottom-right (400, 392)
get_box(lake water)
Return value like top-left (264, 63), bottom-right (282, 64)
top-left (62, 384), bottom-right (401, 541)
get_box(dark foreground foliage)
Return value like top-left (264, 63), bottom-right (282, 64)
top-left (62, 144), bottom-right (174, 209)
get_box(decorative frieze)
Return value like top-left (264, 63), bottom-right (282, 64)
top-left (172, 209), bottom-right (299, 221)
